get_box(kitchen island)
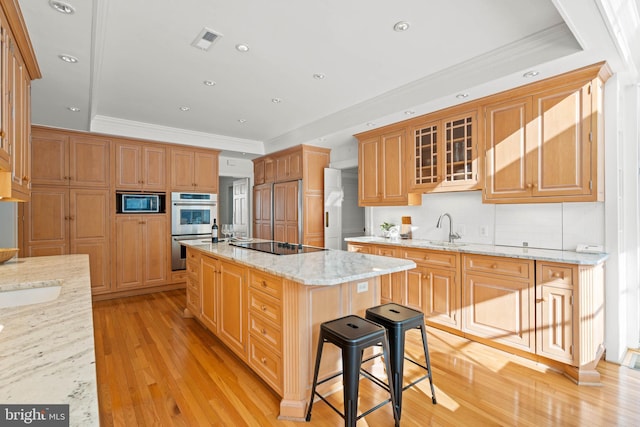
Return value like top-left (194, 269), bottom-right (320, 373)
top-left (179, 240), bottom-right (415, 420)
top-left (0, 255), bottom-right (98, 426)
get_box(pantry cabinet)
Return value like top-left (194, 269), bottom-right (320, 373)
top-left (170, 147), bottom-right (219, 193)
top-left (253, 183), bottom-right (272, 240)
top-left (114, 141), bottom-right (166, 191)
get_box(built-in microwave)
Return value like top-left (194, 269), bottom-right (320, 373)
top-left (117, 193), bottom-right (165, 213)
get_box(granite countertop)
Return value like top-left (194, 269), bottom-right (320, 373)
top-left (345, 236), bottom-right (609, 265)
top-left (0, 255), bottom-right (98, 427)
top-left (180, 239), bottom-right (416, 285)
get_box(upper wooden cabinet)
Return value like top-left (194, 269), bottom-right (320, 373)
top-left (114, 141), bottom-right (166, 191)
top-left (409, 108), bottom-right (480, 192)
top-left (0, 0), bottom-right (41, 200)
top-left (356, 127), bottom-right (421, 207)
top-left (483, 67), bottom-right (608, 203)
top-left (31, 128), bottom-right (111, 188)
top-left (254, 157), bottom-right (274, 185)
top-left (170, 147), bottom-right (219, 193)
top-left (275, 150), bottom-right (302, 182)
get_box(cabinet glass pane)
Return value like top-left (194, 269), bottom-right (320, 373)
top-left (414, 124), bottom-right (438, 185)
top-left (445, 116), bottom-right (473, 182)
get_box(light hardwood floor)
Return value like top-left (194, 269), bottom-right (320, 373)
top-left (93, 290), bottom-right (640, 426)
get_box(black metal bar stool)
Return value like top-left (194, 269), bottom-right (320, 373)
top-left (366, 303), bottom-right (437, 420)
top-left (305, 314), bottom-right (399, 427)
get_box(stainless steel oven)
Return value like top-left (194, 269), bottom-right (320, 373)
top-left (171, 192), bottom-right (217, 270)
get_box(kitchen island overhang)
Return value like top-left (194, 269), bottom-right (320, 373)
top-left (179, 239), bottom-right (415, 420)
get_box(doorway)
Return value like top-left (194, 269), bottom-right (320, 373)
top-left (219, 176), bottom-right (250, 237)
top-left (339, 167), bottom-right (365, 250)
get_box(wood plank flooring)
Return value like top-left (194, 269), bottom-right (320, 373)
top-left (93, 290), bottom-right (640, 426)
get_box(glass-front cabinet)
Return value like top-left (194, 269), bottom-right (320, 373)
top-left (409, 109), bottom-right (480, 192)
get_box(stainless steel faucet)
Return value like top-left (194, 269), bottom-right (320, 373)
top-left (436, 213), bottom-right (461, 243)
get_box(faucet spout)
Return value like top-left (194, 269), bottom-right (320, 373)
top-left (436, 213), bottom-right (460, 243)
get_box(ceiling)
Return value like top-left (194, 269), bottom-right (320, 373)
top-left (17, 0), bottom-right (631, 158)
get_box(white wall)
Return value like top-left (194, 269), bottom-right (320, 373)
top-left (0, 202), bottom-right (17, 247)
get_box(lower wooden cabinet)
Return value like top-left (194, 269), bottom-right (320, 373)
top-left (185, 250), bottom-right (202, 318)
top-left (115, 215), bottom-right (168, 290)
top-left (217, 259), bottom-right (247, 358)
top-left (200, 254), bottom-right (217, 331)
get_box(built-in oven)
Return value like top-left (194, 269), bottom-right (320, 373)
top-left (171, 192), bottom-right (217, 270)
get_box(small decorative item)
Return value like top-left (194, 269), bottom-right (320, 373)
top-left (380, 222), bottom-right (395, 238)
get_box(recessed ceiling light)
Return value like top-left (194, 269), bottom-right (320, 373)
top-left (203, 80), bottom-right (216, 86)
top-left (238, 119), bottom-right (247, 123)
top-left (456, 93), bottom-right (469, 99)
top-left (404, 110), bottom-right (415, 115)
top-left (178, 106), bottom-right (190, 111)
top-left (235, 44), bottom-right (250, 52)
top-left (523, 70), bottom-right (539, 78)
top-left (271, 98), bottom-right (282, 104)
top-left (313, 73), bottom-right (325, 80)
top-left (366, 122), bottom-right (376, 127)
top-left (393, 21), bottom-right (410, 32)
top-left (49, 0), bottom-right (75, 14)
top-left (58, 54), bottom-right (78, 63)
top-left (67, 106), bottom-right (80, 112)
top-left (318, 137), bottom-right (326, 142)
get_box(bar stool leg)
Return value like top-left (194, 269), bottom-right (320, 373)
top-left (380, 333), bottom-right (401, 427)
top-left (342, 346), bottom-right (361, 427)
top-left (305, 334), bottom-right (325, 421)
top-left (387, 327), bottom-right (405, 420)
top-left (419, 325), bottom-right (437, 404)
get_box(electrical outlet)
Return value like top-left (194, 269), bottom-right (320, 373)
top-left (480, 225), bottom-right (489, 237)
top-left (357, 282), bottom-right (368, 293)
top-left (457, 224), bottom-right (466, 235)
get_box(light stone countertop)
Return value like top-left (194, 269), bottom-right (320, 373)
top-left (0, 255), bottom-right (98, 427)
top-left (180, 240), bottom-right (416, 285)
top-left (345, 236), bottom-right (609, 265)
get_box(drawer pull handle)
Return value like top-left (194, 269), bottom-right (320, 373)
top-left (261, 280), bottom-right (268, 288)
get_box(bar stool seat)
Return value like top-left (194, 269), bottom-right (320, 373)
top-left (366, 303), bottom-right (437, 420)
top-left (305, 314), bottom-right (399, 426)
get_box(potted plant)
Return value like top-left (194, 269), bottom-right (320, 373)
top-left (380, 222), bottom-right (395, 238)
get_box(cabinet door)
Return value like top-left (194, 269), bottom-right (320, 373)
top-left (536, 284), bottom-right (573, 363)
top-left (115, 217), bottom-right (145, 289)
top-left (463, 273), bottom-right (534, 352)
top-left (273, 181), bottom-right (298, 243)
top-left (405, 268), bottom-right (425, 312)
top-left (70, 136), bottom-right (110, 187)
top-left (254, 159), bottom-right (265, 185)
top-left (264, 158), bottom-right (275, 183)
top-left (200, 255), bottom-right (218, 331)
top-left (193, 150), bottom-right (218, 193)
top-left (218, 260), bottom-right (247, 358)
top-left (379, 130), bottom-right (406, 202)
top-left (441, 112), bottom-right (479, 190)
top-left (10, 53), bottom-right (29, 195)
top-left (410, 120), bottom-right (439, 190)
top-left (0, 21), bottom-right (7, 171)
top-left (114, 142), bottom-right (141, 189)
top-left (423, 267), bottom-right (460, 330)
top-left (142, 145), bottom-right (166, 190)
top-left (531, 82), bottom-right (592, 197)
top-left (143, 215), bottom-right (168, 286)
top-left (484, 97), bottom-right (533, 201)
top-left (170, 149), bottom-right (195, 191)
top-left (253, 184), bottom-right (272, 240)
top-left (31, 130), bottom-right (68, 185)
top-left (69, 189), bottom-right (110, 293)
top-left (23, 187), bottom-right (68, 256)
top-left (358, 137), bottom-right (380, 205)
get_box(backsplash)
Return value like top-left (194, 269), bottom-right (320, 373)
top-left (366, 191), bottom-right (605, 251)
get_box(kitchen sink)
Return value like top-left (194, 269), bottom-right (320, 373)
top-left (428, 241), bottom-right (467, 248)
top-left (0, 279), bottom-right (63, 309)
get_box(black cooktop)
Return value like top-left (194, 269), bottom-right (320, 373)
top-left (230, 241), bottom-right (328, 256)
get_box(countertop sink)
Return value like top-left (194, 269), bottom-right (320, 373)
top-left (429, 241), bottom-right (467, 248)
top-left (0, 279), bottom-right (63, 308)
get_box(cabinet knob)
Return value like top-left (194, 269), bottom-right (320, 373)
top-left (261, 328), bottom-right (267, 335)
top-left (261, 305), bottom-right (267, 311)
top-left (552, 272), bottom-right (562, 278)
top-left (526, 183), bottom-right (533, 189)
top-left (22, 176), bottom-right (29, 182)
top-left (261, 357), bottom-right (267, 364)
top-left (261, 280), bottom-right (268, 288)
top-left (491, 264), bottom-right (498, 269)
top-left (536, 298), bottom-right (545, 303)
top-left (423, 255), bottom-right (429, 260)
top-left (68, 216), bottom-right (74, 221)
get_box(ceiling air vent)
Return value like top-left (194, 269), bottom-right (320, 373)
top-left (191, 27), bottom-right (223, 51)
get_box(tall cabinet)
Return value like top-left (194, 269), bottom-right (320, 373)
top-left (0, 0), bottom-right (41, 201)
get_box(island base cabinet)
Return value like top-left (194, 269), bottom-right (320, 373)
top-left (217, 260), bottom-right (247, 359)
top-left (184, 250), bottom-right (202, 319)
top-left (199, 255), bottom-right (218, 330)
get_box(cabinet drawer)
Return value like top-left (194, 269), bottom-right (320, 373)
top-left (464, 255), bottom-right (531, 279)
top-left (537, 263), bottom-right (573, 286)
top-left (187, 249), bottom-right (200, 261)
top-left (249, 270), bottom-right (282, 300)
top-left (249, 336), bottom-right (283, 394)
top-left (347, 244), bottom-right (371, 254)
top-left (403, 248), bottom-right (458, 268)
top-left (249, 290), bottom-right (282, 325)
top-left (375, 246), bottom-right (398, 257)
top-left (186, 259), bottom-right (199, 275)
top-left (249, 313), bottom-right (282, 351)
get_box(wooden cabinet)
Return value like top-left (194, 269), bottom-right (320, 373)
top-left (170, 147), bottom-right (219, 193)
top-left (23, 187), bottom-right (111, 294)
top-left (252, 145), bottom-right (330, 247)
top-left (462, 254), bottom-right (534, 352)
top-left (254, 157), bottom-right (274, 185)
top-left (114, 141), bottom-right (165, 191)
top-left (409, 109), bottom-right (480, 192)
top-left (217, 259), bottom-right (247, 358)
top-left (185, 249), bottom-right (202, 319)
top-left (248, 269), bottom-right (283, 394)
top-left (253, 183), bottom-right (272, 240)
top-left (31, 128), bottom-right (110, 188)
top-left (200, 253), bottom-right (218, 331)
top-left (115, 215), bottom-right (168, 290)
top-left (356, 128), bottom-right (421, 206)
top-left (373, 246), bottom-right (405, 305)
top-left (484, 64), bottom-right (609, 203)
